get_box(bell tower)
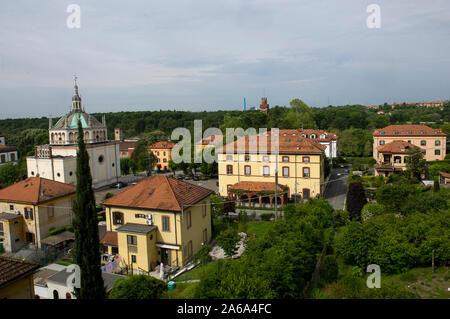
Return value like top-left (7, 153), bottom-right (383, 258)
top-left (72, 76), bottom-right (82, 112)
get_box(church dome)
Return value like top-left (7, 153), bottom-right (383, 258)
top-left (52, 111), bottom-right (104, 130)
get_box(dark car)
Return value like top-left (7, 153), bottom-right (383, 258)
top-left (177, 175), bottom-right (184, 180)
top-left (193, 175), bottom-right (199, 181)
top-left (110, 181), bottom-right (128, 189)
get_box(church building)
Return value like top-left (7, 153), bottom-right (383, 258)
top-left (26, 78), bottom-right (121, 189)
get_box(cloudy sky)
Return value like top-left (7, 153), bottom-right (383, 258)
top-left (0, 0), bottom-right (449, 119)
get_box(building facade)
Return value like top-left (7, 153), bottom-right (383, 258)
top-left (218, 131), bottom-right (326, 202)
top-left (373, 125), bottom-right (446, 162)
top-left (148, 141), bottom-right (176, 172)
top-left (0, 177), bottom-right (76, 252)
top-left (101, 176), bottom-right (213, 274)
top-left (0, 136), bottom-right (18, 166)
top-left (373, 141), bottom-right (423, 176)
top-left (26, 79), bottom-right (121, 189)
top-left (0, 257), bottom-right (39, 299)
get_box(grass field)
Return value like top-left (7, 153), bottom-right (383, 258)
top-left (166, 282), bottom-right (199, 299)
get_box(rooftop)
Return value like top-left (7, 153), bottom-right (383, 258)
top-left (230, 181), bottom-right (285, 193)
top-left (148, 141), bottom-right (176, 150)
top-left (102, 175), bottom-right (213, 212)
top-left (0, 257), bottom-right (40, 288)
top-left (0, 212), bottom-right (22, 221)
top-left (115, 223), bottom-right (157, 234)
top-left (377, 140), bottom-right (422, 154)
top-left (0, 177), bottom-right (76, 205)
top-left (373, 125), bottom-right (446, 136)
top-left (100, 231), bottom-right (118, 246)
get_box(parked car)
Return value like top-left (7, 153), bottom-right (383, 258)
top-left (199, 175), bottom-right (207, 181)
top-left (193, 175), bottom-right (199, 181)
top-left (110, 181), bottom-right (128, 188)
top-left (184, 175), bottom-right (191, 180)
top-left (177, 175), bottom-right (184, 180)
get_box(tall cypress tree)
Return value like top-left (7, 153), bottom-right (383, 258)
top-left (72, 119), bottom-right (105, 299)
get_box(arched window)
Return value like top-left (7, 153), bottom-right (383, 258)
top-left (66, 293), bottom-right (72, 299)
top-left (53, 290), bottom-right (59, 299)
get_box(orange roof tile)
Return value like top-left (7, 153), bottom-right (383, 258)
top-left (0, 177), bottom-right (76, 205)
top-left (377, 140), bottom-right (422, 154)
top-left (373, 125), bottom-right (446, 136)
top-left (100, 231), bottom-right (118, 247)
top-left (102, 175), bottom-right (213, 212)
top-left (148, 141), bottom-right (176, 149)
top-left (230, 181), bottom-right (285, 192)
top-left (0, 257), bottom-right (40, 288)
top-left (219, 133), bottom-right (326, 154)
top-left (439, 171), bottom-right (450, 178)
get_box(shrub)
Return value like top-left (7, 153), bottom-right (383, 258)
top-left (361, 203), bottom-right (385, 222)
top-left (48, 225), bottom-right (74, 237)
top-left (238, 211), bottom-right (248, 224)
top-left (260, 213), bottom-right (274, 221)
top-left (320, 255), bottom-right (339, 283)
top-left (109, 275), bottom-right (166, 299)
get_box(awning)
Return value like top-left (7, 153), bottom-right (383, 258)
top-left (41, 231), bottom-right (75, 246)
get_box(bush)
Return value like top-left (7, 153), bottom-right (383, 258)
top-left (260, 213), bottom-right (274, 221)
top-left (361, 203), bottom-right (385, 222)
top-left (238, 211), bottom-right (248, 224)
top-left (48, 225), bottom-right (74, 237)
top-left (109, 275), bottom-right (166, 299)
top-left (320, 255), bottom-right (339, 283)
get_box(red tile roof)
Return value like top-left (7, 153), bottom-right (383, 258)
top-left (0, 177), bottom-right (76, 205)
top-left (148, 141), bottom-right (176, 149)
top-left (102, 175), bottom-right (213, 212)
top-left (100, 231), bottom-right (118, 247)
top-left (373, 125), bottom-right (446, 136)
top-left (439, 171), bottom-right (450, 178)
top-left (0, 257), bottom-right (40, 288)
top-left (377, 140), bottom-right (422, 154)
top-left (219, 133), bottom-right (326, 154)
top-left (230, 181), bottom-right (285, 193)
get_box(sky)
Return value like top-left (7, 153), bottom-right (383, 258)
top-left (0, 0), bottom-right (449, 119)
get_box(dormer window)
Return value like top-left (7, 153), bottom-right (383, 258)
top-left (380, 131), bottom-right (385, 134)
top-left (297, 138), bottom-right (303, 142)
top-left (285, 138), bottom-right (291, 142)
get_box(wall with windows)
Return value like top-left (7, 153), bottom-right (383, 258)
top-left (373, 135), bottom-right (446, 162)
top-left (218, 153), bottom-right (324, 199)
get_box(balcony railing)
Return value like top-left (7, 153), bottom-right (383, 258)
top-left (128, 244), bottom-right (138, 253)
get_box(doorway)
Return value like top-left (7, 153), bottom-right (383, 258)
top-left (161, 248), bottom-right (171, 266)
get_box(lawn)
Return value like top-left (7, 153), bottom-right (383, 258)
top-left (166, 282), bottom-right (199, 299)
top-left (172, 261), bottom-right (216, 282)
top-left (245, 221), bottom-right (272, 239)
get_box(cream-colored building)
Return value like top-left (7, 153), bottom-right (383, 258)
top-left (373, 141), bottom-right (423, 177)
top-left (0, 177), bottom-right (76, 252)
top-left (26, 79), bottom-right (121, 189)
top-left (101, 175), bottom-right (213, 274)
top-left (218, 131), bottom-right (326, 203)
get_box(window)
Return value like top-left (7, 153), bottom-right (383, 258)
top-left (285, 138), bottom-right (291, 142)
top-left (131, 255), bottom-right (137, 263)
top-left (127, 235), bottom-right (137, 245)
top-left (282, 166), bottom-right (289, 177)
top-left (98, 155), bottom-right (104, 163)
top-left (244, 165), bottom-right (251, 176)
top-left (435, 140), bottom-right (441, 146)
top-left (303, 157), bottom-right (310, 163)
top-left (435, 149), bottom-right (441, 155)
top-left (303, 188), bottom-right (310, 199)
top-left (186, 211), bottom-right (192, 229)
top-left (10, 153), bottom-right (15, 162)
top-left (226, 165), bottom-right (233, 175)
top-left (9, 205), bottom-right (14, 211)
top-left (162, 216), bottom-right (170, 232)
top-left (163, 152), bottom-right (166, 156)
top-left (163, 158), bottom-right (167, 162)
top-left (226, 155), bottom-right (233, 161)
top-left (0, 222), bottom-right (4, 237)
top-left (202, 203), bottom-right (207, 218)
top-left (112, 212), bottom-right (124, 225)
top-left (394, 156), bottom-right (401, 163)
top-left (421, 140), bottom-right (426, 146)
top-left (263, 166), bottom-right (270, 177)
top-left (187, 240), bottom-right (193, 257)
top-left (24, 208), bottom-right (33, 220)
top-left (263, 156), bottom-right (269, 162)
top-left (379, 140), bottom-right (385, 145)
top-left (303, 167), bottom-right (310, 178)
top-left (244, 155), bottom-right (250, 162)
top-left (404, 156), bottom-right (409, 163)
top-left (203, 229), bottom-right (208, 244)
top-left (0, 154), bottom-right (5, 163)
top-left (282, 156), bottom-right (289, 162)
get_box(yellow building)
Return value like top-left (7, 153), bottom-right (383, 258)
top-left (101, 175), bottom-right (213, 274)
top-left (0, 177), bottom-right (76, 252)
top-left (148, 141), bottom-right (176, 172)
top-left (218, 131), bottom-right (326, 203)
top-left (0, 256), bottom-right (40, 299)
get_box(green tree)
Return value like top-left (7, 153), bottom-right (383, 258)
top-left (320, 255), bottom-right (339, 283)
top-left (216, 228), bottom-right (240, 258)
top-left (284, 99), bottom-right (316, 129)
top-left (346, 182), bottom-right (367, 221)
top-left (406, 147), bottom-right (427, 180)
top-left (108, 275), bottom-right (166, 299)
top-left (120, 157), bottom-right (131, 175)
top-left (72, 120), bottom-right (105, 299)
top-left (0, 162), bottom-right (25, 187)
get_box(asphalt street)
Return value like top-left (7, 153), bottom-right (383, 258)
top-left (323, 167), bottom-right (349, 210)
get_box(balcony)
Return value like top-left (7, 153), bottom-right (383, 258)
top-left (128, 244), bottom-right (138, 253)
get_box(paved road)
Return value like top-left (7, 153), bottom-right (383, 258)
top-left (324, 167), bottom-right (349, 210)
